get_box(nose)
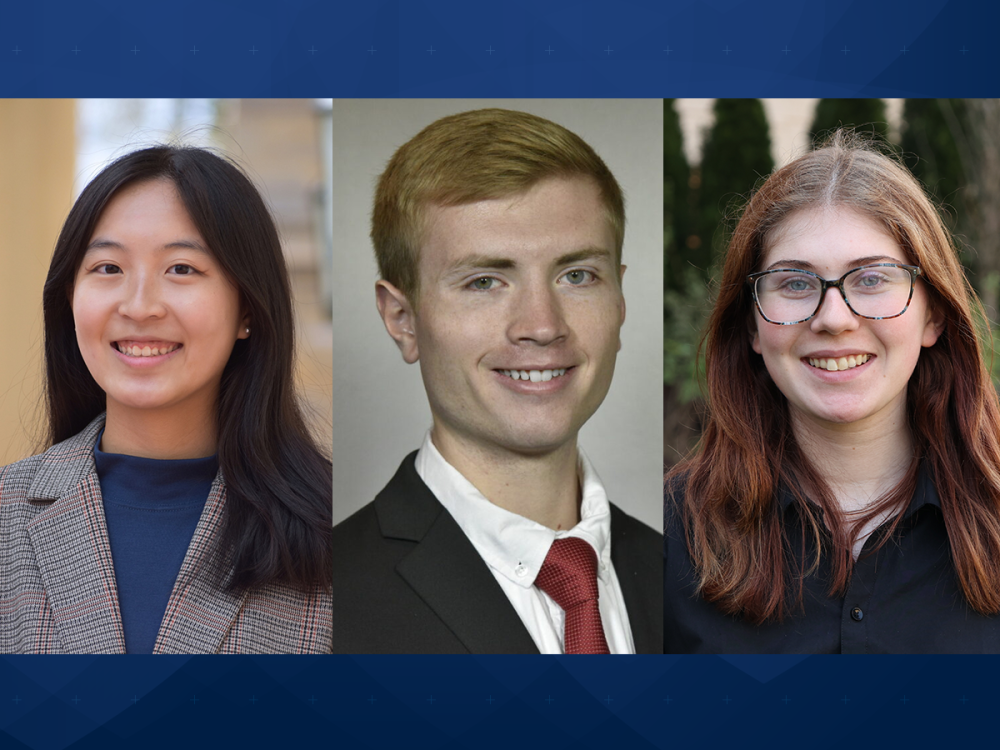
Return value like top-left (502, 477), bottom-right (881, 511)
top-left (117, 270), bottom-right (167, 320)
top-left (506, 283), bottom-right (569, 346)
top-left (809, 286), bottom-right (859, 335)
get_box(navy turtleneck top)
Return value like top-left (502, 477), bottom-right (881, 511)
top-left (93, 432), bottom-right (217, 654)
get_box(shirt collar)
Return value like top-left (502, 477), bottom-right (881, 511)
top-left (414, 431), bottom-right (613, 589)
top-left (776, 460), bottom-right (941, 516)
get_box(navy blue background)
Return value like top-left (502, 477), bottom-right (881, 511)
top-left (3, 0), bottom-right (997, 747)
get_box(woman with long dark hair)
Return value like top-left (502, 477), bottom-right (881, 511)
top-left (665, 131), bottom-right (1000, 653)
top-left (0, 146), bottom-right (332, 653)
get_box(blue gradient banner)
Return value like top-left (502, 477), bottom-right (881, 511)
top-left (0, 0), bottom-right (997, 96)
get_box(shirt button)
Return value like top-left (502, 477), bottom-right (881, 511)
top-left (850, 607), bottom-right (864, 622)
top-left (515, 564), bottom-right (528, 578)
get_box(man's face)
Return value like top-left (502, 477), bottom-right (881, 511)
top-left (379, 175), bottom-right (625, 462)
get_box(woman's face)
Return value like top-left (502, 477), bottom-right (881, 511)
top-left (72, 179), bottom-right (248, 424)
top-left (751, 205), bottom-right (942, 432)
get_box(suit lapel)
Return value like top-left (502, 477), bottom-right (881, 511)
top-left (378, 455), bottom-right (539, 655)
top-left (153, 474), bottom-right (248, 654)
top-left (610, 505), bottom-right (664, 654)
top-left (26, 416), bottom-right (126, 654)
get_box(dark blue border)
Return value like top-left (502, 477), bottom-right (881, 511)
top-left (4, 0), bottom-right (998, 748)
top-left (1, 0), bottom-right (997, 97)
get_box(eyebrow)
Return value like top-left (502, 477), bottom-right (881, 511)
top-left (85, 238), bottom-right (211, 254)
top-left (765, 255), bottom-right (901, 272)
top-left (445, 247), bottom-right (614, 275)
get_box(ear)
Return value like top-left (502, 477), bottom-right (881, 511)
top-left (237, 312), bottom-right (251, 340)
top-left (750, 315), bottom-right (762, 354)
top-left (376, 280), bottom-right (420, 364)
top-left (616, 264), bottom-right (627, 350)
top-left (921, 300), bottom-right (945, 348)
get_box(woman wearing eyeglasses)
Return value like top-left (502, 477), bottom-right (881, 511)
top-left (664, 130), bottom-right (1000, 653)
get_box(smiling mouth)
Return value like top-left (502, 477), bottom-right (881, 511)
top-left (807, 354), bottom-right (871, 372)
top-left (114, 341), bottom-right (181, 358)
top-left (498, 368), bottom-right (570, 383)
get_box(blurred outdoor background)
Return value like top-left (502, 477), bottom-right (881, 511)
top-left (0, 99), bottom-right (333, 466)
top-left (664, 98), bottom-right (1000, 467)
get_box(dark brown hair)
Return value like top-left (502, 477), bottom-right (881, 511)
top-left (669, 131), bottom-right (1000, 623)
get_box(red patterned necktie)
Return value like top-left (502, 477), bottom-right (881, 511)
top-left (534, 537), bottom-right (611, 654)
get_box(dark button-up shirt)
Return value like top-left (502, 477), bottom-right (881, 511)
top-left (664, 465), bottom-right (1000, 653)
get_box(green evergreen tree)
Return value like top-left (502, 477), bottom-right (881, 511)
top-left (809, 99), bottom-right (889, 147)
top-left (663, 99), bottom-right (691, 295)
top-left (696, 99), bottom-right (774, 266)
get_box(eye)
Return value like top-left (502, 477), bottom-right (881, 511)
top-left (562, 269), bottom-right (596, 286)
top-left (169, 264), bottom-right (196, 275)
top-left (93, 263), bottom-right (122, 275)
top-left (468, 276), bottom-right (499, 291)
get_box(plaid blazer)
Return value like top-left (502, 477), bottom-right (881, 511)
top-left (0, 416), bottom-right (332, 654)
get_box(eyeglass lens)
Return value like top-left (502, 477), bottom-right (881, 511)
top-left (755, 266), bottom-right (913, 323)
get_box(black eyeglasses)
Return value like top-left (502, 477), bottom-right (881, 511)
top-left (747, 263), bottom-right (923, 325)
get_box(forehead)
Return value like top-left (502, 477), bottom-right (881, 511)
top-left (91, 179), bottom-right (198, 236)
top-left (761, 205), bottom-right (904, 271)
top-left (417, 176), bottom-right (615, 273)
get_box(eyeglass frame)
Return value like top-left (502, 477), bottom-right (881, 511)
top-left (746, 263), bottom-right (923, 325)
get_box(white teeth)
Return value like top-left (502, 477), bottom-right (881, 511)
top-left (500, 368), bottom-right (568, 381)
top-left (116, 342), bottom-right (179, 358)
top-left (807, 354), bottom-right (870, 372)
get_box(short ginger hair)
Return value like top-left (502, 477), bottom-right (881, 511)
top-left (371, 108), bottom-right (625, 301)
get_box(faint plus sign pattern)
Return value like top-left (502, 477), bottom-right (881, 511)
top-left (426, 696), bottom-right (436, 705)
top-left (486, 45), bottom-right (495, 55)
top-left (841, 695), bottom-right (850, 705)
top-left (307, 46), bottom-right (317, 54)
top-left (131, 46), bottom-right (139, 54)
top-left (901, 696), bottom-right (910, 704)
top-left (190, 695), bottom-right (199, 705)
top-left (603, 695), bottom-right (613, 706)
top-left (12, 696), bottom-right (22, 705)
top-left (308, 696), bottom-right (318, 706)
top-left (604, 45), bottom-right (613, 55)
top-left (782, 695), bottom-right (791, 705)
top-left (841, 45), bottom-right (850, 55)
top-left (71, 45), bottom-right (81, 54)
top-left (12, 45), bottom-right (21, 55)
top-left (486, 695), bottom-right (495, 705)
top-left (722, 45), bottom-right (732, 55)
top-left (723, 695), bottom-right (732, 705)
top-left (545, 695), bottom-right (555, 705)
top-left (367, 695), bottom-right (376, 705)
top-left (663, 45), bottom-right (672, 54)
top-left (190, 45), bottom-right (199, 55)
top-left (71, 696), bottom-right (81, 705)
top-left (900, 45), bottom-right (909, 54)
top-left (782, 46), bottom-right (791, 54)
top-left (960, 696), bottom-right (970, 704)
top-left (368, 46), bottom-right (376, 54)
top-left (249, 696), bottom-right (258, 705)
top-left (426, 45), bottom-right (436, 54)
top-left (960, 46), bottom-right (969, 55)
top-left (663, 696), bottom-right (673, 704)
top-left (249, 46), bottom-right (259, 55)
top-left (132, 695), bottom-right (139, 705)
top-left (545, 45), bottom-right (554, 54)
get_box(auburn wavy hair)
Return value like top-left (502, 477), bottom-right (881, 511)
top-left (668, 130), bottom-right (1000, 624)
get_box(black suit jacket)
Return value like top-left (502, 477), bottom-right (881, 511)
top-left (332, 453), bottom-right (663, 654)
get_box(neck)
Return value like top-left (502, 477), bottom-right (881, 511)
top-left (791, 405), bottom-right (914, 515)
top-left (102, 401), bottom-right (218, 459)
top-left (430, 426), bottom-right (581, 531)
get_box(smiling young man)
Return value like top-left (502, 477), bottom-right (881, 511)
top-left (330, 108), bottom-right (662, 654)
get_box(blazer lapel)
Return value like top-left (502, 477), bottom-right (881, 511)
top-left (153, 474), bottom-right (248, 654)
top-left (610, 505), bottom-right (664, 654)
top-left (378, 455), bottom-right (539, 655)
top-left (26, 416), bottom-right (126, 654)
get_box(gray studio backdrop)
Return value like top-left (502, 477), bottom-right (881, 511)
top-left (331, 99), bottom-right (663, 530)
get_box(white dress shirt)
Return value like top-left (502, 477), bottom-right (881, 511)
top-left (414, 432), bottom-right (635, 654)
